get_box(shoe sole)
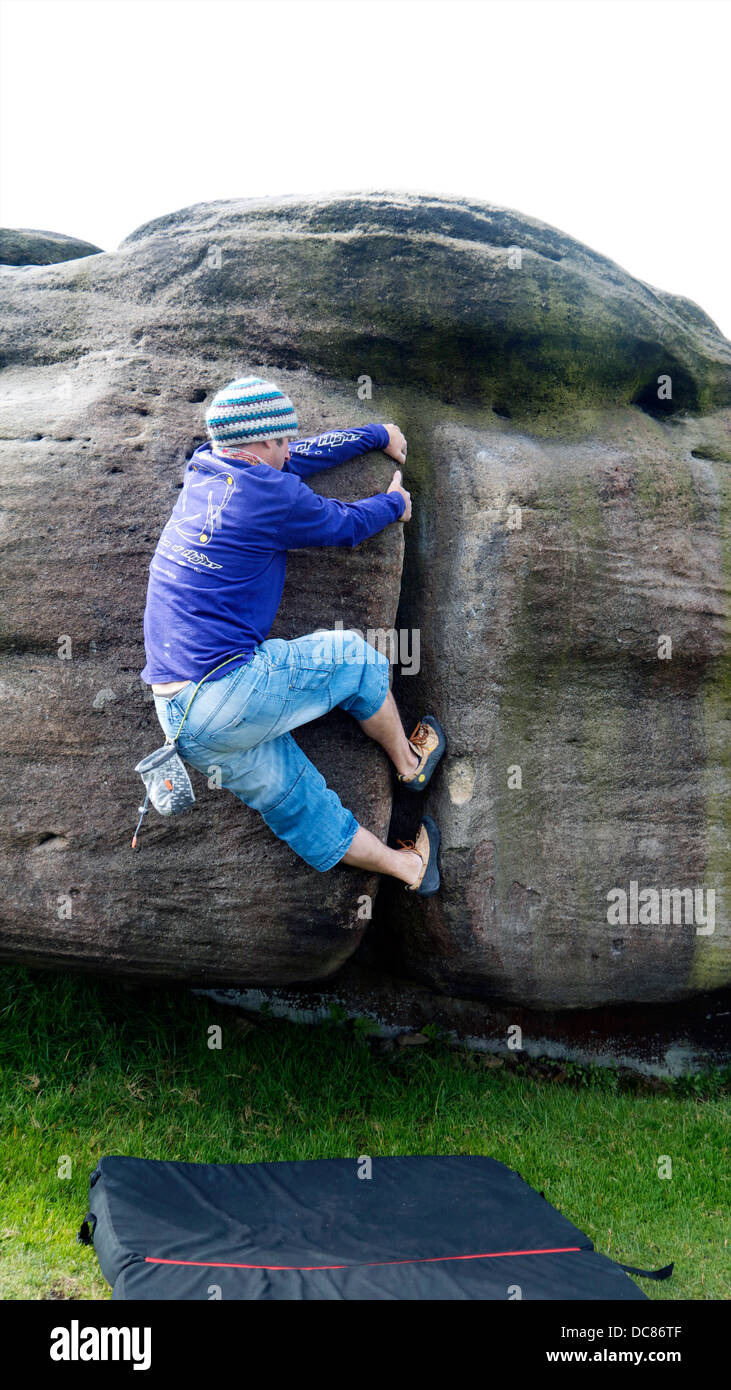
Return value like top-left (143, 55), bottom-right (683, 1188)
top-left (398, 714), bottom-right (447, 793)
top-left (413, 814), bottom-right (441, 896)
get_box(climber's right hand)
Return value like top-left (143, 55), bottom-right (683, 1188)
top-left (387, 469), bottom-right (412, 522)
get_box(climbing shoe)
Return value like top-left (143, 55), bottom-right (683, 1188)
top-left (397, 815), bottom-right (441, 896)
top-left (396, 714), bottom-right (446, 791)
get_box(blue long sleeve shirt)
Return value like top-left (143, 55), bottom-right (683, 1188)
top-left (140, 423), bottom-right (405, 685)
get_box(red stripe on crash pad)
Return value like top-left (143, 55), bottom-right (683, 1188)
top-left (144, 1246), bottom-right (583, 1272)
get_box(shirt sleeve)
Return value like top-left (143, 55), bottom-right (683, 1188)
top-left (283, 423), bottom-right (390, 479)
top-left (279, 477), bottom-right (405, 549)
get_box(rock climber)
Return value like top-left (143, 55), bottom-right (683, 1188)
top-left (140, 375), bottom-right (446, 895)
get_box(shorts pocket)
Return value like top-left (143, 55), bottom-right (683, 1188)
top-left (287, 639), bottom-right (333, 692)
top-left (203, 689), bottom-right (291, 748)
top-left (192, 664), bottom-right (263, 739)
top-left (288, 665), bottom-right (332, 692)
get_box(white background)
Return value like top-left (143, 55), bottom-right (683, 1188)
top-left (1, 0), bottom-right (729, 334)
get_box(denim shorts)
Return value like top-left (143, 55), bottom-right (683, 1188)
top-left (152, 629), bottom-right (391, 872)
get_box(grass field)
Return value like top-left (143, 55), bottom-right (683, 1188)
top-left (0, 965), bottom-right (728, 1301)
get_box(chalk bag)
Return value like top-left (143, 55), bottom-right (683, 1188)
top-left (131, 742), bottom-right (195, 848)
top-left (131, 654), bottom-right (248, 849)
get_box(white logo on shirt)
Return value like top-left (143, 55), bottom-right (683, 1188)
top-left (173, 466), bottom-right (236, 545)
top-left (158, 537), bottom-right (223, 571)
top-left (291, 431), bottom-right (360, 452)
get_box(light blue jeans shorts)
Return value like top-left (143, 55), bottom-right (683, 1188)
top-left (152, 629), bottom-right (390, 872)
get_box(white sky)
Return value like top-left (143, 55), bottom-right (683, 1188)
top-left (1, 0), bottom-right (729, 336)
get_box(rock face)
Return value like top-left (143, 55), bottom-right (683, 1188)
top-left (378, 403), bottom-right (729, 1008)
top-left (0, 227), bottom-right (104, 266)
top-left (0, 353), bottom-right (402, 986)
top-left (0, 192), bottom-right (728, 1008)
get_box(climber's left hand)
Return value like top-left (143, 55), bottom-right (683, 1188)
top-left (384, 423), bottom-right (407, 464)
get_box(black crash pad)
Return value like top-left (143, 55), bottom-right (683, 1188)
top-left (78, 1154), bottom-right (667, 1300)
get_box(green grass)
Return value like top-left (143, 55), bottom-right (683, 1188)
top-left (0, 966), bottom-right (728, 1300)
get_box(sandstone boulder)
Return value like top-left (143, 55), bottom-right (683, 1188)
top-left (0, 193), bottom-right (728, 1006)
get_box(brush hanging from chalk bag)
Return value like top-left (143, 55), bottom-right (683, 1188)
top-left (131, 654), bottom-right (248, 849)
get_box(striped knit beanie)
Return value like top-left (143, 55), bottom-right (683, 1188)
top-left (205, 376), bottom-right (299, 449)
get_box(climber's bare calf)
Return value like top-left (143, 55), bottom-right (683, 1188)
top-left (338, 690), bottom-right (422, 883)
top-left (357, 688), bottom-right (419, 779)
top-left (342, 824), bottom-right (422, 885)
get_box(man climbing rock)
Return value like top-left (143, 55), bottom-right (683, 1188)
top-left (141, 375), bottom-right (446, 895)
